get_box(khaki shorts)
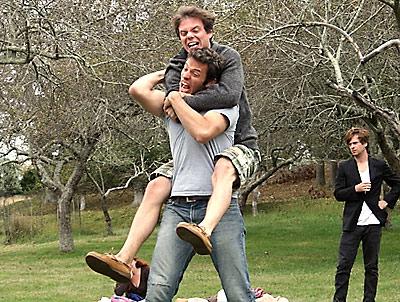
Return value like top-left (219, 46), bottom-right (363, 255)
top-left (150, 144), bottom-right (261, 189)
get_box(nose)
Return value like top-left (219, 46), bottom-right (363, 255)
top-left (187, 31), bottom-right (195, 39)
top-left (182, 70), bottom-right (190, 80)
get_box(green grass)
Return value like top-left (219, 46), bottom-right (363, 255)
top-left (0, 198), bottom-right (399, 302)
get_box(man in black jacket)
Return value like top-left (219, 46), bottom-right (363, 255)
top-left (332, 127), bottom-right (400, 302)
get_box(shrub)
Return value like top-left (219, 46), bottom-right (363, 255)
top-left (5, 214), bottom-right (42, 243)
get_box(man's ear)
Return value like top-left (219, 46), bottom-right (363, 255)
top-left (205, 79), bottom-right (217, 87)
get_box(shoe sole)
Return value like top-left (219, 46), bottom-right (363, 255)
top-left (176, 226), bottom-right (211, 255)
top-left (85, 253), bottom-right (130, 283)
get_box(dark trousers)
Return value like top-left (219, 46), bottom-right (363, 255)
top-left (333, 225), bottom-right (382, 302)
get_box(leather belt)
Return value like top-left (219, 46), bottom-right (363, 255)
top-left (170, 196), bottom-right (211, 203)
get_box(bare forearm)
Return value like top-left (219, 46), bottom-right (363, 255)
top-left (168, 92), bottom-right (225, 143)
top-left (129, 70), bottom-right (166, 117)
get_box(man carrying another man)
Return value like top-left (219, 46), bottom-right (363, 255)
top-left (129, 47), bottom-right (255, 301)
top-left (86, 5), bottom-right (260, 289)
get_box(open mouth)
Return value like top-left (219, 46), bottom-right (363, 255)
top-left (180, 81), bottom-right (191, 93)
top-left (187, 41), bottom-right (200, 50)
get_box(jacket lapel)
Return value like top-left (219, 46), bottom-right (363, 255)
top-left (368, 157), bottom-right (377, 181)
top-left (349, 158), bottom-right (362, 184)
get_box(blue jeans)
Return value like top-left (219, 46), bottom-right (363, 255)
top-left (145, 198), bottom-right (255, 302)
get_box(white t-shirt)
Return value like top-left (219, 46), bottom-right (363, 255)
top-left (357, 167), bottom-right (380, 225)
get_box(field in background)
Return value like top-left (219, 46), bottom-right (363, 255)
top-left (1, 195), bottom-right (399, 302)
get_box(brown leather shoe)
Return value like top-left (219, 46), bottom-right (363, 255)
top-left (85, 251), bottom-right (131, 283)
top-left (176, 222), bottom-right (212, 255)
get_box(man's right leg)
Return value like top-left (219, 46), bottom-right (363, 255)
top-left (146, 201), bottom-right (195, 302)
top-left (85, 176), bottom-right (171, 283)
top-left (116, 176), bottom-right (172, 264)
top-left (333, 228), bottom-right (362, 302)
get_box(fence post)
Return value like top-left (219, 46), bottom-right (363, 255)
top-left (328, 160), bottom-right (338, 188)
top-left (315, 160), bottom-right (326, 187)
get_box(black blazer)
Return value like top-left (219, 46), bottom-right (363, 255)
top-left (334, 156), bottom-right (400, 231)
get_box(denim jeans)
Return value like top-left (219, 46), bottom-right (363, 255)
top-left (145, 198), bottom-right (255, 302)
top-left (333, 225), bottom-right (382, 302)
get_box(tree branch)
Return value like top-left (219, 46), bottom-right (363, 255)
top-left (327, 81), bottom-right (400, 137)
top-left (361, 39), bottom-right (400, 64)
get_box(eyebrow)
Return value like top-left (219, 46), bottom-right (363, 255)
top-left (187, 64), bottom-right (201, 73)
top-left (180, 25), bottom-right (201, 34)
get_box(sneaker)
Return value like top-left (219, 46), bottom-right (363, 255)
top-left (85, 251), bottom-right (131, 283)
top-left (176, 222), bottom-right (212, 255)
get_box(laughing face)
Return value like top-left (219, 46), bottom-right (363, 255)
top-left (179, 57), bottom-right (208, 94)
top-left (178, 17), bottom-right (213, 53)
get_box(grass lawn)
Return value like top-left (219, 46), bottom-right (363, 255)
top-left (0, 198), bottom-right (399, 302)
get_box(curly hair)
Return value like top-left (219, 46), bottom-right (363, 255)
top-left (188, 48), bottom-right (225, 83)
top-left (172, 5), bottom-right (216, 38)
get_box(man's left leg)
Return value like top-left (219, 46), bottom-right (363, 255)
top-left (210, 198), bottom-right (256, 302)
top-left (200, 156), bottom-right (236, 232)
top-left (362, 225), bottom-right (382, 302)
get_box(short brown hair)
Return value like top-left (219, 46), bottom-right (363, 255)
top-left (172, 5), bottom-right (216, 38)
top-left (188, 48), bottom-right (224, 83)
top-left (344, 127), bottom-right (369, 145)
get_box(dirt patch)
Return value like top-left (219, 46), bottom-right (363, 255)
top-left (257, 179), bottom-right (334, 203)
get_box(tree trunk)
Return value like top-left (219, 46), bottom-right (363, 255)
top-left (132, 188), bottom-right (144, 207)
top-left (239, 158), bottom-right (294, 207)
top-left (373, 128), bottom-right (400, 174)
top-left (58, 193), bottom-right (74, 252)
top-left (251, 188), bottom-right (260, 216)
top-left (101, 195), bottom-right (114, 236)
top-left (57, 141), bottom-right (96, 252)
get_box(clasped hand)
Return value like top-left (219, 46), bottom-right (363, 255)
top-left (163, 91), bottom-right (191, 121)
top-left (163, 95), bottom-right (177, 121)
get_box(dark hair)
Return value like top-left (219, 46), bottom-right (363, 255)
top-left (188, 48), bottom-right (224, 83)
top-left (344, 127), bottom-right (369, 145)
top-left (172, 5), bottom-right (215, 38)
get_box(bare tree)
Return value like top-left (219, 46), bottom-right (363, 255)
top-left (86, 153), bottom-right (146, 235)
top-left (228, 0), bottom-right (399, 168)
top-left (0, 0), bottom-right (175, 251)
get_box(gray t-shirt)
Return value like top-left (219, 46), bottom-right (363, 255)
top-left (164, 106), bottom-right (239, 197)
